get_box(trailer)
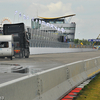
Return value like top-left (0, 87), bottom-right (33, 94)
top-left (0, 35), bottom-right (14, 60)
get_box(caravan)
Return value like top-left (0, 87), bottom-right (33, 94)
top-left (0, 35), bottom-right (14, 60)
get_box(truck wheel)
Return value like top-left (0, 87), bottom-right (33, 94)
top-left (22, 51), bottom-right (24, 58)
top-left (10, 56), bottom-right (12, 60)
top-left (20, 52), bottom-right (23, 58)
top-left (25, 55), bottom-right (29, 58)
top-left (25, 53), bottom-right (29, 58)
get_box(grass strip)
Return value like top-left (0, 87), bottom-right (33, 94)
top-left (73, 73), bottom-right (100, 100)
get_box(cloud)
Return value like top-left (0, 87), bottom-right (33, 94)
top-left (47, 1), bottom-right (73, 16)
top-left (26, 1), bottom-right (74, 18)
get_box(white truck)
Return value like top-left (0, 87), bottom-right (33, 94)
top-left (0, 35), bottom-right (14, 60)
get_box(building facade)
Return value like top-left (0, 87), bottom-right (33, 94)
top-left (30, 14), bottom-right (76, 47)
top-left (31, 14), bottom-right (76, 42)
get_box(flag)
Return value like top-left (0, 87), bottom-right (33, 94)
top-left (32, 17), bottom-right (34, 21)
top-left (35, 19), bottom-right (38, 23)
top-left (23, 15), bottom-right (26, 19)
top-left (42, 21), bottom-right (45, 25)
top-left (39, 20), bottom-right (41, 24)
top-left (19, 12), bottom-right (21, 17)
top-left (54, 26), bottom-right (57, 30)
top-left (64, 36), bottom-right (66, 42)
top-left (61, 28), bottom-right (65, 33)
top-left (50, 24), bottom-right (54, 28)
top-left (48, 23), bottom-right (51, 27)
top-left (57, 28), bottom-right (61, 31)
top-left (46, 23), bottom-right (49, 26)
top-left (15, 10), bottom-right (17, 14)
top-left (27, 16), bottom-right (29, 20)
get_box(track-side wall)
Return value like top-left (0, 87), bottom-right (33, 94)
top-left (30, 47), bottom-right (97, 54)
top-left (0, 57), bottom-right (100, 100)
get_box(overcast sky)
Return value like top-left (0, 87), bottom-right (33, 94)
top-left (0, 0), bottom-right (100, 39)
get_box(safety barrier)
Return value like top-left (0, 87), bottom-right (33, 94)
top-left (30, 47), bottom-right (97, 54)
top-left (0, 57), bottom-right (100, 100)
top-left (84, 58), bottom-right (100, 78)
top-left (0, 75), bottom-right (39, 100)
top-left (67, 61), bottom-right (86, 88)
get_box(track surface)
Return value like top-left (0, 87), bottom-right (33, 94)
top-left (1, 51), bottom-right (100, 69)
top-left (0, 51), bottom-right (100, 84)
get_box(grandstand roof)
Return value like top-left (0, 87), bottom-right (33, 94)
top-left (38, 14), bottom-right (76, 19)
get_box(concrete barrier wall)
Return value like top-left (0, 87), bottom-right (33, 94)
top-left (0, 57), bottom-right (100, 100)
top-left (95, 57), bottom-right (100, 71)
top-left (37, 61), bottom-right (87, 100)
top-left (30, 47), bottom-right (97, 54)
top-left (67, 61), bottom-right (87, 88)
top-left (0, 75), bottom-right (39, 100)
top-left (37, 66), bottom-right (72, 100)
top-left (84, 58), bottom-right (99, 78)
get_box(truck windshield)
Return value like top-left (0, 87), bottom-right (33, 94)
top-left (0, 42), bottom-right (9, 48)
top-left (7, 25), bottom-right (24, 33)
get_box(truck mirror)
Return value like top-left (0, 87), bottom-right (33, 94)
top-left (28, 33), bottom-right (31, 39)
top-left (26, 32), bottom-right (31, 40)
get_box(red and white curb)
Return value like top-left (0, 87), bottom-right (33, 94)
top-left (61, 78), bottom-right (92, 100)
top-left (61, 87), bottom-right (82, 100)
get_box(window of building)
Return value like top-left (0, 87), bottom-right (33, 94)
top-left (56, 21), bottom-right (64, 24)
top-left (70, 27), bottom-right (75, 30)
top-left (67, 39), bottom-right (74, 42)
top-left (50, 21), bottom-right (54, 24)
top-left (66, 33), bottom-right (74, 36)
top-left (63, 27), bottom-right (75, 30)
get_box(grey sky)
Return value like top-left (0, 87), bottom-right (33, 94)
top-left (0, 0), bottom-right (100, 39)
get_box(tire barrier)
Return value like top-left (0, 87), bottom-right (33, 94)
top-left (0, 57), bottom-right (100, 100)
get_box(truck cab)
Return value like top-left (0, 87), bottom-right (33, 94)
top-left (0, 35), bottom-right (14, 60)
top-left (3, 23), bottom-right (30, 58)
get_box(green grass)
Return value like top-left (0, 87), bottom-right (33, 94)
top-left (73, 73), bottom-right (100, 100)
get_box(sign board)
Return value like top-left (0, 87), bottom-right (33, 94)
top-left (81, 42), bottom-right (83, 45)
top-left (88, 39), bottom-right (100, 42)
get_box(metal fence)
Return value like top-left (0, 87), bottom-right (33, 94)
top-left (29, 29), bottom-right (93, 48)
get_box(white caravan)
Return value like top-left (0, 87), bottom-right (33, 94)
top-left (0, 35), bottom-right (14, 60)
